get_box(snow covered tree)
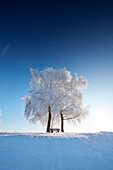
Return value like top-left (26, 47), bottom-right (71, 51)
top-left (22, 68), bottom-right (68, 132)
top-left (0, 110), bottom-right (2, 131)
top-left (58, 74), bottom-right (89, 132)
top-left (22, 67), bottom-right (89, 132)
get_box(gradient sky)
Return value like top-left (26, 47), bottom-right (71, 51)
top-left (0, 0), bottom-right (113, 132)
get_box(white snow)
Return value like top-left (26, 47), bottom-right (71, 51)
top-left (22, 68), bottom-right (89, 128)
top-left (0, 132), bottom-right (113, 170)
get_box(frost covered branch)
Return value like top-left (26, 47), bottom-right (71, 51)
top-left (22, 67), bottom-right (89, 132)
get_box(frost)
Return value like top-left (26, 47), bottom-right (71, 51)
top-left (0, 110), bottom-right (2, 131)
top-left (22, 68), bottom-right (89, 132)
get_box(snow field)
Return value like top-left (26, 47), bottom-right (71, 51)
top-left (0, 132), bottom-right (113, 170)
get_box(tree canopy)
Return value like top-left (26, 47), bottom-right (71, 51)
top-left (22, 68), bottom-right (89, 132)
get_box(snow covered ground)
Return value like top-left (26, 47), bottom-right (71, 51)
top-left (0, 132), bottom-right (113, 170)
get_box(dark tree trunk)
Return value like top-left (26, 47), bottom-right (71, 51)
top-left (46, 106), bottom-right (51, 132)
top-left (60, 111), bottom-right (64, 132)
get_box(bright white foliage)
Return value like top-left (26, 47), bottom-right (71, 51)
top-left (22, 68), bottom-right (89, 128)
top-left (0, 110), bottom-right (2, 131)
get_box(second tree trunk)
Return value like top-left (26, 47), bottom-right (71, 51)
top-left (60, 111), bottom-right (64, 132)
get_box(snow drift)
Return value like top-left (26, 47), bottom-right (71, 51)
top-left (0, 132), bottom-right (113, 170)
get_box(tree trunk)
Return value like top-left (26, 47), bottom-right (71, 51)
top-left (60, 111), bottom-right (64, 132)
top-left (46, 106), bottom-right (51, 132)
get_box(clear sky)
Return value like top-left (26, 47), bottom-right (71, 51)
top-left (0, 0), bottom-right (113, 132)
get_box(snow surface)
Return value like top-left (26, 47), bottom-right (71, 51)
top-left (0, 132), bottom-right (113, 170)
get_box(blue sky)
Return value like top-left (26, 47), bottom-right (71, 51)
top-left (0, 0), bottom-right (113, 132)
